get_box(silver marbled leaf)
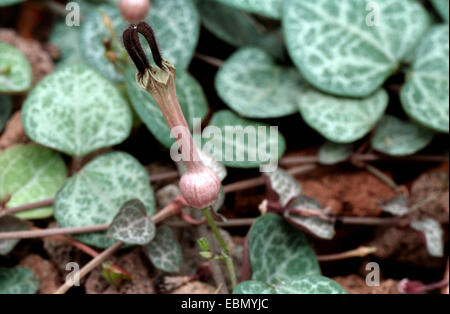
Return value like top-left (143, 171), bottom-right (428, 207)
top-left (107, 199), bottom-right (155, 245)
top-left (411, 218), bottom-right (444, 257)
top-left (286, 195), bottom-right (335, 240)
top-left (145, 226), bottom-right (182, 273)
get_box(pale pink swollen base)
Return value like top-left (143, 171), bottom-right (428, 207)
top-left (119, 0), bottom-right (150, 23)
top-left (179, 165), bottom-right (221, 209)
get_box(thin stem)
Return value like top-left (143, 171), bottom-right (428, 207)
top-left (223, 164), bottom-right (316, 194)
top-left (0, 198), bottom-right (54, 218)
top-left (194, 53), bottom-right (224, 67)
top-left (54, 241), bottom-right (124, 294)
top-left (0, 224), bottom-right (109, 240)
top-left (149, 170), bottom-right (179, 182)
top-left (202, 207), bottom-right (237, 290)
top-left (317, 246), bottom-right (377, 262)
top-left (0, 199), bottom-right (182, 240)
top-left (30, 226), bottom-right (100, 258)
top-left (365, 164), bottom-right (398, 191)
top-left (443, 259), bottom-right (449, 294)
top-left (338, 216), bottom-right (407, 226)
top-left (280, 153), bottom-right (449, 166)
top-left (202, 207), bottom-right (229, 255)
top-left (197, 217), bottom-right (228, 293)
top-left (223, 252), bottom-right (238, 290)
top-left (167, 218), bottom-right (255, 228)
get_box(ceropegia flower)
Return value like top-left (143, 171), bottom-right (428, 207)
top-left (123, 22), bottom-right (221, 209)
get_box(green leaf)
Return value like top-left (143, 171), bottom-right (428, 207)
top-left (401, 25), bottom-right (449, 133)
top-left (411, 218), bottom-right (444, 257)
top-left (205, 110), bottom-right (286, 169)
top-left (234, 276), bottom-right (346, 294)
top-left (195, 0), bottom-right (284, 59)
top-left (286, 196), bottom-right (335, 240)
top-left (216, 47), bottom-right (307, 118)
top-left (0, 42), bottom-right (32, 94)
top-left (215, 0), bottom-right (282, 19)
top-left (431, 0), bottom-right (449, 23)
top-left (380, 195), bottom-right (409, 216)
top-left (0, 95), bottom-right (12, 132)
top-left (283, 0), bottom-right (430, 97)
top-left (54, 151), bottom-right (155, 248)
top-left (145, 226), bottom-right (182, 273)
top-left (0, 216), bottom-right (28, 256)
top-left (81, 0), bottom-right (200, 82)
top-left (249, 213), bottom-right (320, 284)
top-left (0, 0), bottom-right (25, 6)
top-left (233, 280), bottom-right (275, 294)
top-left (0, 267), bottom-right (39, 294)
top-left (0, 144), bottom-right (67, 219)
top-left (107, 199), bottom-right (155, 245)
top-left (372, 115), bottom-right (435, 156)
top-left (273, 276), bottom-right (346, 294)
top-left (101, 261), bottom-right (132, 286)
top-left (318, 141), bottom-right (352, 165)
top-left (265, 168), bottom-right (301, 206)
top-left (298, 89), bottom-right (388, 143)
top-left (125, 67), bottom-right (208, 148)
top-left (177, 149), bottom-right (227, 182)
top-left (22, 64), bottom-right (132, 157)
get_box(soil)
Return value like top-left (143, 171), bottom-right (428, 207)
top-left (299, 167), bottom-right (397, 217)
top-left (85, 248), bottom-right (155, 294)
top-left (334, 274), bottom-right (399, 294)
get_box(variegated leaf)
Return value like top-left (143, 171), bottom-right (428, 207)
top-left (107, 199), bottom-right (155, 245)
top-left (145, 226), bottom-right (182, 273)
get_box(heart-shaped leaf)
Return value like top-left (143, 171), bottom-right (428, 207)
top-left (215, 0), bottom-right (282, 19)
top-left (0, 95), bottom-right (12, 132)
top-left (265, 168), bottom-right (301, 206)
top-left (401, 25), bottom-right (449, 133)
top-left (0, 42), bottom-right (32, 94)
top-left (81, 0), bottom-right (200, 82)
top-left (107, 199), bottom-right (155, 245)
top-left (249, 213), bottom-right (321, 284)
top-left (0, 216), bottom-right (28, 256)
top-left (372, 115), bottom-right (435, 156)
top-left (177, 149), bottom-right (227, 182)
top-left (54, 151), bottom-right (155, 248)
top-left (411, 218), bottom-right (444, 257)
top-left (145, 226), bottom-right (182, 273)
top-left (205, 110), bottom-right (286, 169)
top-left (195, 0), bottom-right (284, 59)
top-left (125, 67), bottom-right (208, 148)
top-left (283, 0), bottom-right (430, 97)
top-left (0, 267), bottom-right (38, 294)
top-left (216, 47), bottom-right (307, 118)
top-left (22, 64), bottom-right (132, 157)
top-left (298, 89), bottom-right (388, 143)
top-left (380, 195), bottom-right (409, 216)
top-left (234, 275), bottom-right (346, 294)
top-left (0, 144), bottom-right (67, 219)
top-left (318, 141), bottom-right (352, 165)
top-left (431, 0), bottom-right (449, 22)
top-left (286, 195), bottom-right (335, 240)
